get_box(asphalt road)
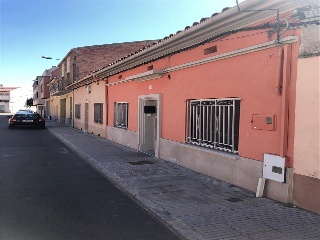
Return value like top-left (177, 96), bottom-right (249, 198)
top-left (0, 115), bottom-right (180, 240)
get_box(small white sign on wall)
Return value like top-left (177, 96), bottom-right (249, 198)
top-left (263, 153), bottom-right (286, 183)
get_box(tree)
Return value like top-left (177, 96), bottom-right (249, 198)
top-left (25, 98), bottom-right (33, 108)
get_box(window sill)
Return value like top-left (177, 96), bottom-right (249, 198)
top-left (183, 142), bottom-right (239, 159)
top-left (112, 125), bottom-right (128, 131)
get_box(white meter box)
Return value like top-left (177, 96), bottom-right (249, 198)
top-left (263, 153), bottom-right (286, 183)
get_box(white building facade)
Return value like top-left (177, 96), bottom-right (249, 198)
top-left (0, 84), bottom-right (17, 113)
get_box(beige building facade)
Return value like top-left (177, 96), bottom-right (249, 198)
top-left (293, 25), bottom-right (320, 213)
top-left (0, 85), bottom-right (17, 113)
top-left (73, 82), bottom-right (106, 138)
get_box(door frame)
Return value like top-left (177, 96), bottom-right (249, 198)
top-left (138, 94), bottom-right (162, 158)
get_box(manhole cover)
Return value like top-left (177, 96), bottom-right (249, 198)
top-left (227, 197), bottom-right (243, 202)
top-left (128, 160), bottom-right (154, 165)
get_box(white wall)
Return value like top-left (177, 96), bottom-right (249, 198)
top-left (10, 86), bottom-right (35, 113)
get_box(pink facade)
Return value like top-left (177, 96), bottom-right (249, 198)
top-left (107, 30), bottom-right (299, 165)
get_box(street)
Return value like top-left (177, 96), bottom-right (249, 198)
top-left (0, 115), bottom-right (180, 240)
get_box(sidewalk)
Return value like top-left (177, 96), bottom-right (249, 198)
top-left (46, 120), bottom-right (320, 240)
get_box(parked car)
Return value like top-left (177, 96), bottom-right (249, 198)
top-left (8, 111), bottom-right (45, 129)
top-left (17, 109), bottom-right (34, 113)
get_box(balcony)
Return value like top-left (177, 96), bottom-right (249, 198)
top-left (48, 79), bottom-right (71, 96)
top-left (33, 97), bottom-right (45, 106)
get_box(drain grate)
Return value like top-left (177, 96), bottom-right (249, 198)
top-left (227, 197), bottom-right (243, 202)
top-left (128, 160), bottom-right (154, 165)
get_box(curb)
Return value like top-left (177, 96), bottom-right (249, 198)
top-left (47, 127), bottom-right (204, 240)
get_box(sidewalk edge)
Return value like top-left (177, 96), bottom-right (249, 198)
top-left (47, 127), bottom-right (205, 240)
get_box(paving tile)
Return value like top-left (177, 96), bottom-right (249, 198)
top-left (178, 213), bottom-right (223, 227)
top-left (160, 185), bottom-right (189, 192)
top-left (193, 223), bottom-right (246, 240)
top-left (248, 230), bottom-right (293, 240)
top-left (137, 186), bottom-right (168, 195)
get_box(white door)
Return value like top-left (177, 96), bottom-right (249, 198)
top-left (138, 94), bottom-right (161, 157)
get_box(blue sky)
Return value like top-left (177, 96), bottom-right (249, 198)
top-left (0, 0), bottom-right (244, 89)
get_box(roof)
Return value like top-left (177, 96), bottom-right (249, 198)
top-left (42, 66), bottom-right (58, 77)
top-left (0, 86), bottom-right (18, 91)
top-left (294, 4), bottom-right (320, 58)
top-left (57, 40), bottom-right (156, 68)
top-left (67, 0), bottom-right (313, 89)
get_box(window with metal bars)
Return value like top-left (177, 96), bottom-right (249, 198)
top-left (114, 102), bottom-right (128, 129)
top-left (94, 103), bottom-right (103, 123)
top-left (186, 98), bottom-right (241, 153)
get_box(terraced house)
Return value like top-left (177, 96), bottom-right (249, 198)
top-left (47, 41), bottom-right (155, 127)
top-left (66, 0), bottom-right (319, 213)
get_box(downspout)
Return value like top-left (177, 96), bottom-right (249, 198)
top-left (92, 73), bottom-right (108, 137)
top-left (105, 78), bottom-right (109, 138)
top-left (279, 44), bottom-right (294, 204)
top-left (72, 88), bottom-right (74, 128)
top-left (275, 47), bottom-right (284, 95)
top-left (279, 44), bottom-right (292, 158)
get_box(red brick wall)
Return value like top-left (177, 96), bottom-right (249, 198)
top-left (60, 41), bottom-right (155, 82)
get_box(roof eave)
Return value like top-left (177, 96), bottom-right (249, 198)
top-left (71, 0), bottom-right (297, 88)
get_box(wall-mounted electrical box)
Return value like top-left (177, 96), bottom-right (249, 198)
top-left (252, 114), bottom-right (276, 131)
top-left (263, 153), bottom-right (286, 183)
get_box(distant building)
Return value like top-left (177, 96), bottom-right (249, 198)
top-left (0, 84), bottom-right (17, 113)
top-left (33, 66), bottom-right (58, 117)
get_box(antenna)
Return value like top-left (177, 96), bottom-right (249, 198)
top-left (236, 0), bottom-right (241, 11)
top-left (235, 1), bottom-right (281, 43)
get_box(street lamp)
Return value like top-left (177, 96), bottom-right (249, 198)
top-left (41, 56), bottom-right (60, 60)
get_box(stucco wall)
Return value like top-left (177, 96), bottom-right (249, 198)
top-left (107, 30), bottom-right (299, 163)
top-left (73, 82), bottom-right (106, 138)
top-left (103, 27), bottom-right (300, 205)
top-left (49, 97), bottom-right (60, 121)
top-left (292, 55), bottom-right (320, 213)
top-left (294, 56), bottom-right (320, 179)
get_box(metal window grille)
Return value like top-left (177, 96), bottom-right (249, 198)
top-left (75, 104), bottom-right (81, 119)
top-left (94, 103), bottom-right (103, 124)
top-left (186, 98), bottom-right (241, 153)
top-left (114, 102), bottom-right (128, 129)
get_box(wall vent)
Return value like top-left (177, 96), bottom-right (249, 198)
top-left (204, 45), bottom-right (217, 55)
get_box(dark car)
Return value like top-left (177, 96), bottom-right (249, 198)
top-left (8, 111), bottom-right (46, 129)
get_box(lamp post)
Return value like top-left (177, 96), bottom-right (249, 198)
top-left (41, 56), bottom-right (60, 60)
